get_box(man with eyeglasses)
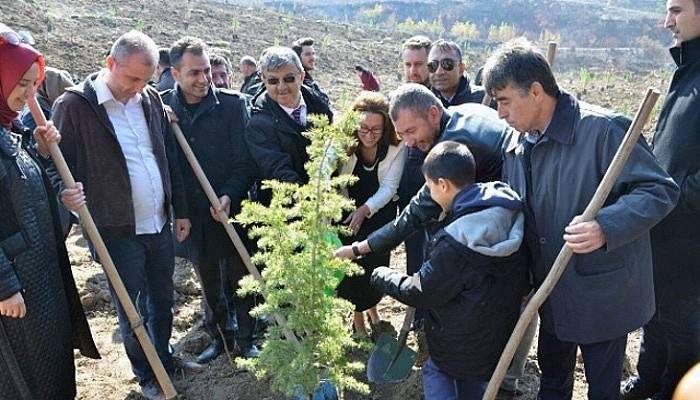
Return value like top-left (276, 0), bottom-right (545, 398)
top-left (292, 37), bottom-right (330, 107)
top-left (428, 39), bottom-right (487, 108)
top-left (245, 46), bottom-right (333, 205)
top-left (160, 37), bottom-right (259, 365)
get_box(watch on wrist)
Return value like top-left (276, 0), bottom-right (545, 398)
top-left (351, 242), bottom-right (362, 258)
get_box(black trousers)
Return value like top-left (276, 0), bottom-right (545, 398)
top-left (537, 328), bottom-right (627, 400)
top-left (634, 297), bottom-right (700, 399)
top-left (195, 252), bottom-right (255, 347)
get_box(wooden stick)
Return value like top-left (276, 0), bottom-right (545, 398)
top-left (481, 87), bottom-right (660, 400)
top-left (169, 121), bottom-right (301, 347)
top-left (547, 41), bottom-right (558, 67)
top-left (482, 41), bottom-right (558, 106)
top-left (27, 96), bottom-right (178, 400)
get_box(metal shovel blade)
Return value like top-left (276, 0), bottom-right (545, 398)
top-left (366, 332), bottom-right (417, 384)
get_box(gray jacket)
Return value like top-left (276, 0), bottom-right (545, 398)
top-left (502, 91), bottom-right (679, 343)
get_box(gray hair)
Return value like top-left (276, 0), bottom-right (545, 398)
top-left (430, 39), bottom-right (462, 62)
top-left (389, 83), bottom-right (443, 121)
top-left (259, 46), bottom-right (303, 75)
top-left (240, 55), bottom-right (257, 68)
top-left (109, 30), bottom-right (159, 65)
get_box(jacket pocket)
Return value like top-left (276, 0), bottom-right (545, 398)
top-left (573, 248), bottom-right (624, 276)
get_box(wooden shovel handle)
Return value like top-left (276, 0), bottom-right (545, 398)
top-left (169, 121), bottom-right (301, 347)
top-left (27, 95), bottom-right (178, 399)
top-left (481, 87), bottom-right (660, 400)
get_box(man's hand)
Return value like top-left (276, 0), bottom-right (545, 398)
top-left (0, 292), bottom-right (26, 319)
top-left (175, 218), bottom-right (191, 242)
top-left (210, 195), bottom-right (231, 223)
top-left (563, 215), bottom-right (607, 254)
top-left (164, 105), bottom-right (179, 123)
top-left (333, 240), bottom-right (371, 260)
top-left (61, 182), bottom-right (86, 212)
top-left (33, 120), bottom-right (61, 158)
top-left (343, 204), bottom-right (370, 235)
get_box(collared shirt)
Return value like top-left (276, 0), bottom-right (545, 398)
top-left (279, 95), bottom-right (307, 126)
top-left (94, 71), bottom-right (166, 235)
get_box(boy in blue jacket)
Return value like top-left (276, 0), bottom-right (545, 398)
top-left (371, 140), bottom-right (528, 400)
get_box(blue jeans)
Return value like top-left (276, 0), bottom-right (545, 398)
top-left (95, 227), bottom-right (175, 384)
top-left (422, 358), bottom-right (488, 400)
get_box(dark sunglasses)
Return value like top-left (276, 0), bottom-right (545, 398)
top-left (266, 75), bottom-right (297, 85)
top-left (427, 58), bottom-right (457, 73)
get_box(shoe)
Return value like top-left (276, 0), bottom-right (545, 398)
top-left (169, 356), bottom-right (204, 380)
top-left (140, 380), bottom-right (165, 400)
top-left (239, 343), bottom-right (261, 359)
top-left (197, 339), bottom-right (224, 364)
top-left (620, 377), bottom-right (658, 400)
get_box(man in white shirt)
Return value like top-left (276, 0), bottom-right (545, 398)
top-left (51, 30), bottom-right (199, 400)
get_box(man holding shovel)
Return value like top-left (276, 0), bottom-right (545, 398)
top-left (50, 30), bottom-right (201, 400)
top-left (161, 36), bottom-right (259, 363)
top-left (482, 38), bottom-right (679, 400)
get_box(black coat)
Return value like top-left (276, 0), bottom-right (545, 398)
top-left (161, 86), bottom-right (255, 259)
top-left (240, 71), bottom-right (263, 97)
top-left (650, 37), bottom-right (700, 301)
top-left (367, 103), bottom-right (510, 254)
top-left (0, 127), bottom-right (99, 399)
top-left (371, 183), bottom-right (528, 381)
top-left (432, 75), bottom-right (490, 108)
top-left (245, 86), bottom-right (333, 200)
top-left (303, 73), bottom-right (331, 107)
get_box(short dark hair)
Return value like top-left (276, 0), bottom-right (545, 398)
top-left (402, 35), bottom-right (432, 56)
top-left (482, 37), bottom-right (558, 98)
top-left (430, 39), bottom-right (462, 62)
top-left (422, 141), bottom-right (475, 188)
top-left (158, 48), bottom-right (170, 67)
top-left (210, 53), bottom-right (231, 73)
top-left (169, 36), bottom-right (208, 69)
top-left (292, 37), bottom-right (314, 57)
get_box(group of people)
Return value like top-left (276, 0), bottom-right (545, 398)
top-left (0, 0), bottom-right (699, 399)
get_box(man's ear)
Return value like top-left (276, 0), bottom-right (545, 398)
top-left (437, 177), bottom-right (450, 193)
top-left (171, 65), bottom-right (180, 82)
top-left (530, 81), bottom-right (544, 99)
top-left (427, 104), bottom-right (441, 125)
top-left (459, 62), bottom-right (466, 76)
top-left (106, 56), bottom-right (116, 71)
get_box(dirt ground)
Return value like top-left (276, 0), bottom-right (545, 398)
top-left (66, 225), bottom-right (642, 400)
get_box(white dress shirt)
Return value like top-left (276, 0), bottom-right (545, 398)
top-left (94, 71), bottom-right (167, 235)
top-left (279, 95), bottom-right (308, 126)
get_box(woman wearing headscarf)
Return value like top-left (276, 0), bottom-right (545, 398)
top-left (0, 28), bottom-right (99, 399)
top-left (338, 91), bottom-right (405, 337)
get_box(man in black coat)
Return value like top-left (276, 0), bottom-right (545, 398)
top-left (239, 55), bottom-right (262, 97)
top-left (292, 37), bottom-right (331, 107)
top-left (622, 2), bottom-right (700, 399)
top-left (428, 40), bottom-right (488, 108)
top-left (161, 37), bottom-right (258, 362)
top-left (245, 46), bottom-right (333, 204)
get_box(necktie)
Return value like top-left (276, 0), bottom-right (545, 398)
top-left (291, 106), bottom-right (302, 125)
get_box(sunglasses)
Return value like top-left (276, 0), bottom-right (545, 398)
top-left (266, 75), bottom-right (297, 85)
top-left (427, 58), bottom-right (457, 73)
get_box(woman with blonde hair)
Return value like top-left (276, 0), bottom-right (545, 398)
top-left (338, 91), bottom-right (405, 337)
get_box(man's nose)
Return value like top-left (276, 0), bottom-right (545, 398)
top-left (664, 13), bottom-right (674, 29)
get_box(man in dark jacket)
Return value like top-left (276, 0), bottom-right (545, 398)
top-left (428, 40), bottom-right (487, 108)
top-left (371, 141), bottom-right (528, 399)
top-left (622, 2), bottom-right (700, 399)
top-left (245, 46), bottom-right (333, 204)
top-left (292, 37), bottom-right (331, 107)
top-left (50, 31), bottom-right (198, 400)
top-left (155, 47), bottom-right (175, 92)
top-left (239, 55), bottom-right (262, 97)
top-left (161, 37), bottom-right (259, 363)
top-left (335, 83), bottom-right (509, 260)
top-left (484, 38), bottom-right (679, 400)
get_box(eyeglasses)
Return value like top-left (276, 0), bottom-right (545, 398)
top-left (265, 75), bottom-right (297, 85)
top-left (358, 126), bottom-right (383, 136)
top-left (427, 58), bottom-right (457, 73)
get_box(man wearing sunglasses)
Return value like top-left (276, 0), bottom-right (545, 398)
top-left (245, 46), bottom-right (333, 205)
top-left (428, 40), bottom-right (487, 108)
